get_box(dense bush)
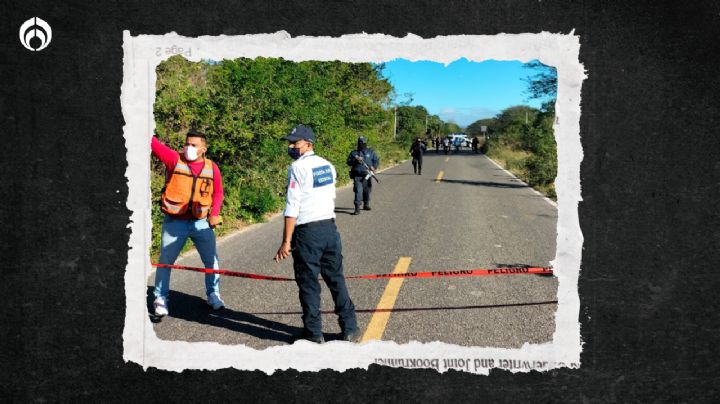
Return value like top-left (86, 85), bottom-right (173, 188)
top-left (521, 113), bottom-right (557, 192)
top-left (478, 106), bottom-right (557, 199)
top-left (470, 60), bottom-right (558, 199)
top-left (479, 141), bottom-right (489, 154)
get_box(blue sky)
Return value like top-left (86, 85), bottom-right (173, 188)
top-left (379, 58), bottom-right (548, 128)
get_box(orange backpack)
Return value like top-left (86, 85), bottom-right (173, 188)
top-left (161, 157), bottom-right (214, 219)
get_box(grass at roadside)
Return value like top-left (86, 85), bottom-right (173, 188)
top-left (486, 146), bottom-right (531, 178)
top-left (486, 143), bottom-right (556, 201)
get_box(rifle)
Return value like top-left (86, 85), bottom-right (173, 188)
top-left (355, 155), bottom-right (380, 183)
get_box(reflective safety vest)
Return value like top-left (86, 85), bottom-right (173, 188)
top-left (161, 157), bottom-right (214, 219)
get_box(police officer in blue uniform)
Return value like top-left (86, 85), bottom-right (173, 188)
top-left (346, 136), bottom-right (380, 215)
top-left (273, 125), bottom-right (359, 344)
top-left (409, 137), bottom-right (426, 175)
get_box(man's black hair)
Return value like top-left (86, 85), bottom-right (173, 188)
top-left (186, 128), bottom-right (206, 138)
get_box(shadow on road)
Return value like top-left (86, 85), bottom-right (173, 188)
top-left (440, 179), bottom-right (530, 188)
top-left (249, 300), bottom-right (558, 315)
top-left (146, 287), bottom-right (302, 343)
top-left (334, 207), bottom-right (356, 215)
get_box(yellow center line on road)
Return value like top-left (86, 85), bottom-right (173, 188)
top-left (360, 257), bottom-right (412, 342)
top-left (435, 171), bottom-right (444, 183)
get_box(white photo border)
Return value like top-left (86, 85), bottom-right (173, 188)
top-left (121, 31), bottom-right (585, 374)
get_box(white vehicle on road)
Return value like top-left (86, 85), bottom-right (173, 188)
top-left (448, 133), bottom-right (471, 148)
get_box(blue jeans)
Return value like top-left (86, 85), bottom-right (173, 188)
top-left (154, 215), bottom-right (220, 300)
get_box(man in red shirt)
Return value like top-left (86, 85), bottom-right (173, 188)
top-left (151, 129), bottom-right (225, 316)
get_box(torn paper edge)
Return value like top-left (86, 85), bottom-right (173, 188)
top-left (121, 31), bottom-right (586, 374)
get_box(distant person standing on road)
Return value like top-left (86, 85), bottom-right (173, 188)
top-left (442, 136), bottom-right (450, 155)
top-left (151, 129), bottom-right (225, 317)
top-left (274, 125), bottom-right (359, 344)
top-left (453, 136), bottom-right (462, 153)
top-left (409, 137), bottom-right (426, 175)
top-left (346, 136), bottom-right (379, 215)
top-left (471, 136), bottom-right (479, 154)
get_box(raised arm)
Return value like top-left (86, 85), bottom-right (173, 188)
top-left (151, 136), bottom-right (179, 169)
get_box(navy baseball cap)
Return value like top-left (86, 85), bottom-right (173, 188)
top-left (358, 136), bottom-right (366, 143)
top-left (283, 125), bottom-right (315, 143)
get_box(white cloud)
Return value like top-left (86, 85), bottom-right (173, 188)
top-left (436, 106), bottom-right (498, 127)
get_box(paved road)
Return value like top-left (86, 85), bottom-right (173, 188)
top-left (148, 149), bottom-right (558, 349)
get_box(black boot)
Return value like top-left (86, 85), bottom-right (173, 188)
top-left (293, 330), bottom-right (325, 344)
top-left (353, 205), bottom-right (361, 215)
top-left (363, 204), bottom-right (371, 211)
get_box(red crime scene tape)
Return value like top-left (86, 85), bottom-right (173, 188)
top-left (152, 263), bottom-right (553, 281)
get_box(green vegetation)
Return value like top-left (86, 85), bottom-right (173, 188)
top-left (523, 60), bottom-right (558, 113)
top-left (466, 118), bottom-right (496, 138)
top-left (150, 56), bottom-right (429, 257)
top-left (469, 61), bottom-right (558, 199)
top-left (393, 105), bottom-right (459, 143)
top-left (482, 109), bottom-right (557, 199)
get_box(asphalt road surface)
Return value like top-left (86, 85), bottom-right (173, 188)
top-left (147, 148), bottom-right (558, 349)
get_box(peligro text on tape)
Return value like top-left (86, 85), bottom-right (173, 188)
top-left (346, 267), bottom-right (550, 279)
top-left (152, 263), bottom-right (553, 281)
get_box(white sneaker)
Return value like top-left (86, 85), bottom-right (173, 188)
top-left (153, 297), bottom-right (169, 316)
top-left (207, 292), bottom-right (225, 310)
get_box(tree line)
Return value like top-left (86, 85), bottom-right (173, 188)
top-left (465, 61), bottom-right (558, 198)
top-left (393, 104), bottom-right (462, 143)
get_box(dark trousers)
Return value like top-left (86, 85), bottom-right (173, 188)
top-left (291, 220), bottom-right (357, 338)
top-left (412, 157), bottom-right (423, 173)
top-left (353, 176), bottom-right (372, 207)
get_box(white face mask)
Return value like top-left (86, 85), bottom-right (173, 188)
top-left (184, 145), bottom-right (199, 161)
